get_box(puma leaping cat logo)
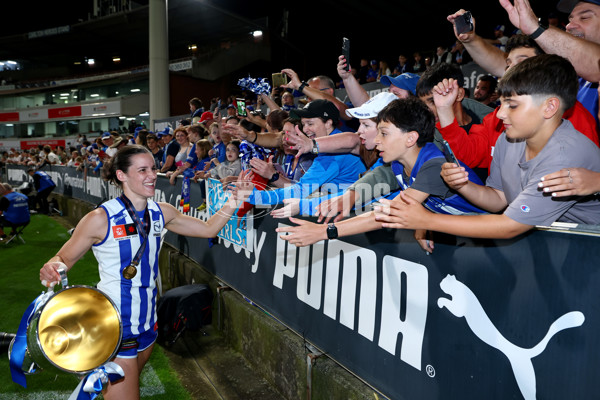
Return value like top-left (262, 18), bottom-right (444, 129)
top-left (438, 275), bottom-right (584, 400)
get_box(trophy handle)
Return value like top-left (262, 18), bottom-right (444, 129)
top-left (46, 266), bottom-right (69, 294)
top-left (57, 266), bottom-right (68, 288)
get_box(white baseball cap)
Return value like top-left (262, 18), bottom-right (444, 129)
top-left (345, 92), bottom-right (398, 119)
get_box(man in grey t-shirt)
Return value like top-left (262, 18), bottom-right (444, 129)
top-left (487, 120), bottom-right (600, 226)
top-left (373, 55), bottom-right (600, 239)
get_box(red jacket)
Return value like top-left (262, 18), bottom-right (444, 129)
top-left (438, 100), bottom-right (599, 171)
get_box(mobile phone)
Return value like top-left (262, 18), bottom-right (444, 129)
top-left (272, 72), bottom-right (288, 88)
top-left (441, 140), bottom-right (460, 165)
top-left (342, 37), bottom-right (350, 71)
top-left (454, 11), bottom-right (474, 35)
top-left (236, 98), bottom-right (247, 117)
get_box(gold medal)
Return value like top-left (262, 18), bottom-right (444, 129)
top-left (122, 264), bottom-right (137, 280)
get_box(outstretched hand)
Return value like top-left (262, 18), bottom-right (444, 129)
top-left (373, 191), bottom-right (430, 230)
top-left (222, 123), bottom-right (251, 141)
top-left (315, 191), bottom-right (355, 223)
top-left (250, 155), bottom-right (276, 180)
top-left (270, 198), bottom-right (301, 219)
top-left (227, 170), bottom-right (255, 203)
top-left (498, 0), bottom-right (539, 36)
top-left (285, 125), bottom-right (312, 157)
top-left (275, 217), bottom-right (326, 247)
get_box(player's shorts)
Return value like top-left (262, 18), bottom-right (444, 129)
top-left (116, 329), bottom-right (158, 359)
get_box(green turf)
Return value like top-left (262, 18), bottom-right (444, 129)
top-left (0, 215), bottom-right (191, 399)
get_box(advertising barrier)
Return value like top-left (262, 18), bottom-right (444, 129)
top-left (5, 164), bottom-right (600, 399)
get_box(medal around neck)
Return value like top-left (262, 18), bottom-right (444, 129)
top-left (122, 264), bottom-right (137, 280)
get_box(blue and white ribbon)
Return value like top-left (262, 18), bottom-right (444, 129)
top-left (10, 290), bottom-right (54, 388)
top-left (237, 76), bottom-right (271, 95)
top-left (68, 362), bottom-right (125, 400)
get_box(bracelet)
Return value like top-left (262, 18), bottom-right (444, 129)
top-left (311, 139), bottom-right (320, 155)
top-left (298, 81), bottom-right (308, 92)
top-left (250, 130), bottom-right (258, 143)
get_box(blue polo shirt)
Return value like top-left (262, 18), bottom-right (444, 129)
top-left (249, 129), bottom-right (366, 205)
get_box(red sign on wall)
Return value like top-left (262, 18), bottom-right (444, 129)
top-left (19, 139), bottom-right (66, 150)
top-left (0, 112), bottom-right (20, 122)
top-left (48, 106), bottom-right (82, 119)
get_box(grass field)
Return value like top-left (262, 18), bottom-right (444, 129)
top-left (0, 214), bottom-right (191, 399)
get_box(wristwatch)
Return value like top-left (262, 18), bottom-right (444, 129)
top-left (298, 81), bottom-right (308, 92)
top-left (529, 23), bottom-right (548, 40)
top-left (326, 223), bottom-right (338, 240)
top-left (270, 172), bottom-right (280, 182)
top-left (311, 139), bottom-right (320, 155)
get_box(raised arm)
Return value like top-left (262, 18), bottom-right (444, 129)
top-left (499, 0), bottom-right (600, 81)
top-left (448, 10), bottom-right (508, 77)
top-left (260, 93), bottom-right (281, 112)
top-left (336, 55), bottom-right (370, 107)
top-left (281, 68), bottom-right (351, 121)
top-left (433, 78), bottom-right (498, 169)
top-left (221, 123), bottom-right (283, 148)
top-left (286, 125), bottom-right (361, 156)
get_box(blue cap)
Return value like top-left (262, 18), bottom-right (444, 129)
top-left (380, 73), bottom-right (420, 95)
top-left (102, 131), bottom-right (111, 138)
top-left (91, 143), bottom-right (98, 149)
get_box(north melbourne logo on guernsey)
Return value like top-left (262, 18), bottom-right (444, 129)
top-left (438, 274), bottom-right (584, 400)
top-left (112, 223), bottom-right (138, 239)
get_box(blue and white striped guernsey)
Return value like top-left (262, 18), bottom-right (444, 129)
top-left (92, 197), bottom-right (164, 337)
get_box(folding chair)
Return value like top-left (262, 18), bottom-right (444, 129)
top-left (4, 222), bottom-right (29, 245)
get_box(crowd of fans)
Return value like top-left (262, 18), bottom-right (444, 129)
top-left (3, 1), bottom-right (600, 252)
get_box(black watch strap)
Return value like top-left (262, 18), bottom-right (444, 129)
top-left (298, 81), bottom-right (308, 92)
top-left (327, 223), bottom-right (338, 240)
top-left (529, 23), bottom-right (548, 40)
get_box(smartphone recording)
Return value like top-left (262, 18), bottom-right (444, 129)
top-left (236, 98), bottom-right (247, 117)
top-left (454, 11), bottom-right (474, 35)
top-left (272, 72), bottom-right (288, 88)
top-left (342, 37), bottom-right (351, 71)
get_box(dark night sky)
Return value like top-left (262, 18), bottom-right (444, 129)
top-left (0, 0), bottom-right (565, 80)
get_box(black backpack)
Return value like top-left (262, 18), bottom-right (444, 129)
top-left (156, 284), bottom-right (213, 346)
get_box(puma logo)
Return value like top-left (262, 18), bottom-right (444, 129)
top-left (438, 275), bottom-right (584, 400)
